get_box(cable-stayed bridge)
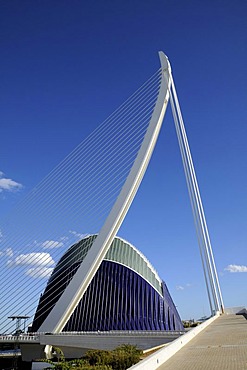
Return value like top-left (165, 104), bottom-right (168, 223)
top-left (0, 52), bottom-right (223, 349)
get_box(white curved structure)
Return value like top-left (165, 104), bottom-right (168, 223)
top-left (38, 51), bottom-right (224, 334)
top-left (32, 235), bottom-right (184, 333)
top-left (38, 52), bottom-right (172, 333)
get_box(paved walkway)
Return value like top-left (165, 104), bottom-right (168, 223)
top-left (158, 314), bottom-right (247, 369)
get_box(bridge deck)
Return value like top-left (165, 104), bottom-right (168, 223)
top-left (158, 314), bottom-right (247, 369)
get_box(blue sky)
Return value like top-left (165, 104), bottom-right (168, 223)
top-left (0, 0), bottom-right (246, 322)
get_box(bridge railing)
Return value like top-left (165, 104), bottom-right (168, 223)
top-left (0, 330), bottom-right (184, 343)
top-left (38, 330), bottom-right (184, 336)
top-left (0, 335), bottom-right (39, 342)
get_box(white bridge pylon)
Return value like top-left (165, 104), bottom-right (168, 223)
top-left (38, 52), bottom-right (223, 333)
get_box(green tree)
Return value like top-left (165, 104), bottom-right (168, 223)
top-left (52, 346), bottom-right (65, 362)
top-left (83, 349), bottom-right (113, 366)
top-left (111, 344), bottom-right (141, 370)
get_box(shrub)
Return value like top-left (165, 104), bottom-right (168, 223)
top-left (111, 344), bottom-right (141, 370)
top-left (83, 349), bottom-right (113, 366)
top-left (50, 344), bottom-right (141, 369)
top-left (83, 344), bottom-right (141, 370)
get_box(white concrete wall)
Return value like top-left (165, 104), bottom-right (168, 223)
top-left (31, 362), bottom-right (54, 369)
top-left (39, 331), bottom-right (181, 356)
top-left (128, 314), bottom-right (220, 370)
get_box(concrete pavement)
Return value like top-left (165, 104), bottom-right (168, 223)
top-left (158, 314), bottom-right (247, 369)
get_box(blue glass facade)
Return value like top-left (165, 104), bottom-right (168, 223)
top-left (32, 235), bottom-right (184, 332)
top-left (64, 261), bottom-right (183, 331)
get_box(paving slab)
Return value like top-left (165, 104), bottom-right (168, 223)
top-left (158, 314), bottom-right (247, 369)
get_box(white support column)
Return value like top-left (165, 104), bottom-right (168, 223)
top-left (169, 73), bottom-right (224, 314)
top-left (169, 91), bottom-right (214, 314)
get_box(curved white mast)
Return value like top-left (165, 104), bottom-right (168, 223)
top-left (38, 52), bottom-right (171, 333)
top-left (38, 52), bottom-right (224, 335)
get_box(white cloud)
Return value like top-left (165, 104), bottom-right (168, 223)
top-left (7, 252), bottom-right (55, 267)
top-left (176, 283), bottom-right (192, 291)
top-left (5, 248), bottom-right (13, 257)
top-left (25, 267), bottom-right (54, 279)
top-left (0, 247), bottom-right (14, 258)
top-left (176, 285), bottom-right (184, 291)
top-left (0, 172), bottom-right (23, 193)
top-left (224, 264), bottom-right (247, 273)
top-left (41, 240), bottom-right (64, 249)
top-left (59, 236), bottom-right (69, 242)
top-left (69, 230), bottom-right (88, 239)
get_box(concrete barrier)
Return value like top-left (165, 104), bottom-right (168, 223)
top-left (128, 313), bottom-right (220, 370)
